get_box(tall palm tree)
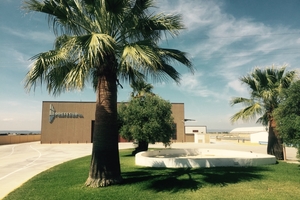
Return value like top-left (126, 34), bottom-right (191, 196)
top-left (23, 0), bottom-right (193, 187)
top-left (230, 66), bottom-right (296, 160)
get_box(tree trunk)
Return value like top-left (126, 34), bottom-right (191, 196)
top-left (132, 140), bottom-right (149, 155)
top-left (85, 71), bottom-right (122, 187)
top-left (267, 119), bottom-right (284, 160)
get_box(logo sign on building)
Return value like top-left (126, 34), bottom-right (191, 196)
top-left (49, 104), bottom-right (83, 123)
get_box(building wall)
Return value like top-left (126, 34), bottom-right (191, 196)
top-left (169, 103), bottom-right (185, 143)
top-left (184, 126), bottom-right (207, 143)
top-left (185, 126), bottom-right (207, 134)
top-left (250, 132), bottom-right (268, 144)
top-left (41, 101), bottom-right (186, 144)
top-left (41, 102), bottom-right (95, 143)
top-left (0, 135), bottom-right (41, 145)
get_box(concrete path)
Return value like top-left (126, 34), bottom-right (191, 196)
top-left (0, 141), bottom-right (298, 199)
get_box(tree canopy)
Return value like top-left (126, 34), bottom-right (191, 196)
top-left (273, 80), bottom-right (300, 158)
top-left (118, 94), bottom-right (175, 149)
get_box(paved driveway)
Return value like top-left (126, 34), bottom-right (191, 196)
top-left (0, 142), bottom-right (93, 199)
top-left (0, 141), bottom-right (297, 199)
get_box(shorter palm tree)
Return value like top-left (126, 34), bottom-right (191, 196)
top-left (230, 65), bottom-right (296, 160)
top-left (130, 80), bottom-right (154, 98)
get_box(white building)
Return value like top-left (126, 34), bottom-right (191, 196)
top-left (230, 126), bottom-right (267, 134)
top-left (230, 127), bottom-right (268, 144)
top-left (185, 126), bottom-right (208, 143)
top-left (250, 132), bottom-right (268, 144)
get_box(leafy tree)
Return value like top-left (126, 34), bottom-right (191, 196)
top-left (23, 0), bottom-right (193, 187)
top-left (230, 66), bottom-right (296, 160)
top-left (128, 80), bottom-right (155, 154)
top-left (273, 80), bottom-right (300, 158)
top-left (118, 94), bottom-right (175, 155)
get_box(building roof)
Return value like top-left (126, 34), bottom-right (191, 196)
top-left (230, 126), bottom-right (267, 134)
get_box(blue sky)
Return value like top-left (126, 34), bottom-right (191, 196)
top-left (1, 0), bottom-right (299, 131)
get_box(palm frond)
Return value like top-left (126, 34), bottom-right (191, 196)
top-left (24, 0), bottom-right (85, 35)
top-left (120, 41), bottom-right (162, 70)
top-left (230, 102), bottom-right (263, 123)
top-left (256, 112), bottom-right (269, 126)
top-left (24, 36), bottom-right (95, 95)
top-left (159, 48), bottom-right (193, 73)
top-left (117, 64), bottom-right (145, 86)
top-left (82, 33), bottom-right (116, 65)
top-left (24, 49), bottom-right (69, 92)
top-left (143, 63), bottom-right (180, 84)
top-left (279, 70), bottom-right (297, 89)
top-left (119, 41), bottom-right (193, 84)
top-left (230, 97), bottom-right (253, 107)
top-left (45, 61), bottom-right (77, 95)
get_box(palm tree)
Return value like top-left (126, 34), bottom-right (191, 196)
top-left (23, 0), bottom-right (193, 187)
top-left (130, 79), bottom-right (154, 98)
top-left (230, 66), bottom-right (296, 160)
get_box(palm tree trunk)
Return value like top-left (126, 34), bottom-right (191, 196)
top-left (85, 71), bottom-right (122, 187)
top-left (267, 119), bottom-right (284, 160)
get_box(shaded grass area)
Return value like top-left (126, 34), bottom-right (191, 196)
top-left (5, 149), bottom-right (300, 200)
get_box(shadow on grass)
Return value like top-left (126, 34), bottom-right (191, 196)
top-left (122, 166), bottom-right (270, 193)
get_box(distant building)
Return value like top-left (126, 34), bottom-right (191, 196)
top-left (250, 132), bottom-right (268, 144)
top-left (230, 127), bottom-right (268, 144)
top-left (185, 126), bottom-right (207, 134)
top-left (40, 101), bottom-right (195, 144)
top-left (230, 127), bottom-right (267, 134)
top-left (185, 125), bottom-right (208, 143)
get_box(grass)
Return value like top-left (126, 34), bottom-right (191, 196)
top-left (5, 149), bottom-right (300, 200)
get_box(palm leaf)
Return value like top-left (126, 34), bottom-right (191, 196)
top-left (230, 102), bottom-right (263, 123)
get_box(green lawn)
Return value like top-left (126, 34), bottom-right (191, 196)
top-left (5, 149), bottom-right (300, 200)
